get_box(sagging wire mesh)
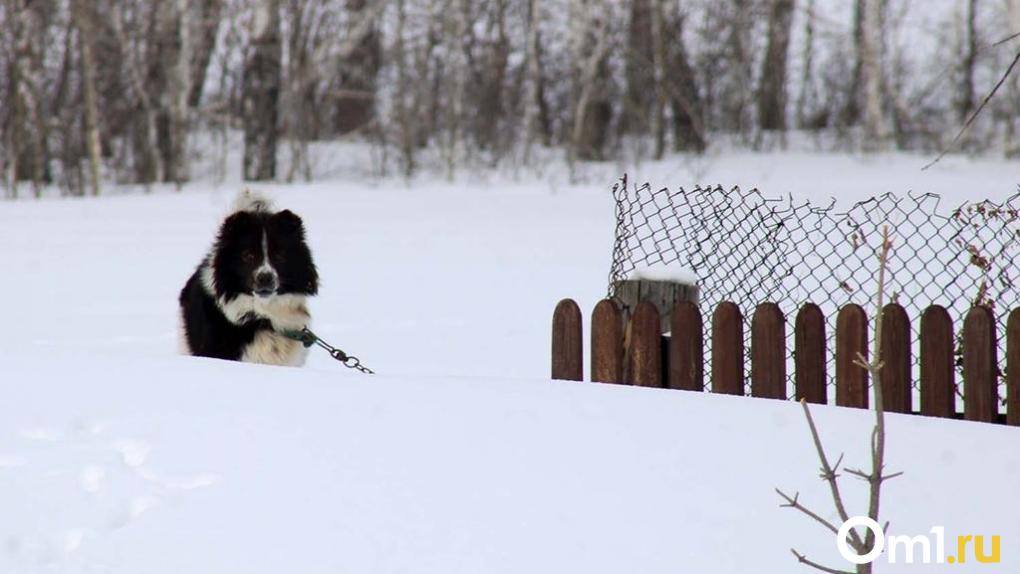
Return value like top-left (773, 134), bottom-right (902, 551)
top-left (608, 175), bottom-right (1020, 409)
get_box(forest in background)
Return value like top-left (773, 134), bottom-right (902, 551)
top-left (2, 0), bottom-right (1019, 197)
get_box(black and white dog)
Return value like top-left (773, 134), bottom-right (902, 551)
top-left (179, 192), bottom-right (319, 366)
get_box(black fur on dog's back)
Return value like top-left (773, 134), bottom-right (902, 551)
top-left (179, 195), bottom-right (319, 364)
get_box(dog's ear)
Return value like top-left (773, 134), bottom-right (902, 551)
top-left (273, 209), bottom-right (305, 232)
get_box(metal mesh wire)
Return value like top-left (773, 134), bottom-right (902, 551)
top-left (608, 176), bottom-right (1020, 408)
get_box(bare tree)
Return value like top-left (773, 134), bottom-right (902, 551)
top-left (73, 0), bottom-right (101, 196)
top-left (666, 8), bottom-right (705, 153)
top-left (957, 0), bottom-right (979, 124)
top-left (242, 0), bottom-right (282, 181)
top-left (334, 0), bottom-right (382, 135)
top-left (522, 0), bottom-right (552, 164)
top-left (757, 0), bottom-right (796, 143)
top-left (860, 0), bottom-right (889, 151)
top-left (777, 227), bottom-right (902, 574)
top-left (188, 0), bottom-right (223, 108)
top-left (569, 0), bottom-right (614, 163)
top-left (110, 1), bottom-right (161, 185)
top-left (622, 0), bottom-right (653, 138)
top-left (155, 0), bottom-right (191, 185)
top-left (5, 0), bottom-right (47, 196)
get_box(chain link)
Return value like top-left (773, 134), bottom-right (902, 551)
top-left (608, 176), bottom-right (1020, 404)
top-left (285, 327), bottom-right (375, 374)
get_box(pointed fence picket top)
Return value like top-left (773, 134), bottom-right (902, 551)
top-left (551, 299), bottom-right (583, 381)
top-left (591, 299), bottom-right (624, 384)
top-left (963, 306), bottom-right (997, 423)
top-left (1009, 309), bottom-right (1020, 426)
top-left (711, 302), bottom-right (743, 396)
top-left (835, 304), bottom-right (869, 409)
top-left (880, 303), bottom-right (912, 414)
top-left (751, 303), bottom-right (785, 399)
top-left (669, 302), bottom-right (703, 391)
top-left (794, 303), bottom-right (826, 404)
top-left (550, 299), bottom-right (1019, 427)
top-left (920, 305), bottom-right (955, 419)
top-left (627, 301), bottom-right (663, 387)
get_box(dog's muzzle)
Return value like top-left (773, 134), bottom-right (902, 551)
top-left (254, 270), bottom-right (278, 298)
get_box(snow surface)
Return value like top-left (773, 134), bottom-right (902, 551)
top-left (3, 149), bottom-right (1020, 572)
top-left (628, 264), bottom-right (699, 285)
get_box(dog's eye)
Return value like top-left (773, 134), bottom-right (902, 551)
top-left (242, 250), bottom-right (256, 263)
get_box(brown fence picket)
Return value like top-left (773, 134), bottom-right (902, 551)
top-left (551, 299), bottom-right (583, 381)
top-left (627, 301), bottom-right (662, 387)
top-left (795, 303), bottom-right (826, 404)
top-left (920, 305), bottom-right (955, 419)
top-left (712, 302), bottom-right (744, 395)
top-left (751, 303), bottom-right (785, 399)
top-left (669, 302), bottom-right (703, 391)
top-left (880, 303), bottom-right (911, 414)
top-left (835, 304), bottom-right (869, 409)
top-left (963, 306), bottom-right (997, 423)
top-left (1009, 308), bottom-right (1020, 426)
top-left (591, 299), bottom-right (624, 384)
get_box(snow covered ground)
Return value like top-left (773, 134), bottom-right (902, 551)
top-left (2, 149), bottom-right (1019, 572)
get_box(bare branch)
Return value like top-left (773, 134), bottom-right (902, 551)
top-left (922, 49), bottom-right (1020, 171)
top-left (790, 549), bottom-right (855, 574)
top-left (775, 489), bottom-right (843, 535)
top-left (794, 399), bottom-right (864, 549)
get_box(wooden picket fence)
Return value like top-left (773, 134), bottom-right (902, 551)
top-left (551, 298), bottom-right (1020, 426)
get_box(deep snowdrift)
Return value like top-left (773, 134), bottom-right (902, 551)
top-left (1, 351), bottom-right (1018, 573)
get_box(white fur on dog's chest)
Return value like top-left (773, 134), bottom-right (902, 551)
top-left (241, 330), bottom-right (308, 366)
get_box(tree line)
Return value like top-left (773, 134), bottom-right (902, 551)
top-left (2, 0), bottom-right (1018, 197)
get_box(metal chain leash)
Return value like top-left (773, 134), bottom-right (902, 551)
top-left (283, 327), bottom-right (375, 374)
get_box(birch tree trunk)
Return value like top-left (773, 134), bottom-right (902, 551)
top-left (860, 0), bottom-right (888, 151)
top-left (74, 0), bottom-right (102, 196)
top-left (242, 0), bottom-right (282, 181)
top-left (570, 0), bottom-right (613, 162)
top-left (188, 0), bottom-right (222, 108)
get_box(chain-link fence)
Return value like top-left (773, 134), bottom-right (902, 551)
top-left (608, 175), bottom-right (1020, 409)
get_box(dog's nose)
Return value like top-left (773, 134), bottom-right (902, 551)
top-left (254, 271), bottom-right (277, 296)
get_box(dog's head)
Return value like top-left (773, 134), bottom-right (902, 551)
top-left (209, 194), bottom-right (319, 304)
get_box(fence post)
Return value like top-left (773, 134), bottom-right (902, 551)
top-left (795, 303), bottom-right (826, 404)
top-left (591, 299), bottom-right (624, 384)
top-left (920, 305), bottom-right (955, 419)
top-left (1009, 308), bottom-right (1020, 426)
top-left (712, 302), bottom-right (744, 395)
top-left (963, 306), bottom-right (998, 423)
top-left (669, 301), bottom-right (703, 391)
top-left (880, 303), bottom-right (911, 414)
top-left (751, 303), bottom-right (785, 399)
top-left (835, 304), bottom-right (869, 409)
top-left (627, 301), bottom-right (662, 387)
top-left (551, 299), bottom-right (583, 381)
